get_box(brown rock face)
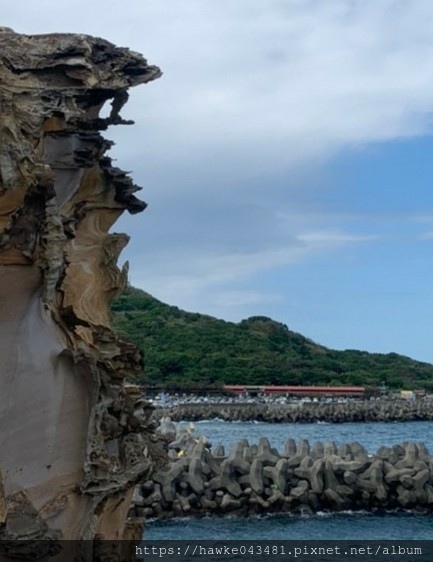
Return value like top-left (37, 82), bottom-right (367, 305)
top-left (0, 29), bottom-right (161, 542)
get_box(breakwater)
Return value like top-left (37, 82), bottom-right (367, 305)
top-left (131, 424), bottom-right (433, 520)
top-left (151, 399), bottom-right (433, 423)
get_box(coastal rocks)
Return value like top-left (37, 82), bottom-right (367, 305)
top-left (131, 432), bottom-right (433, 519)
top-left (153, 398), bottom-right (433, 424)
top-left (0, 30), bottom-right (161, 544)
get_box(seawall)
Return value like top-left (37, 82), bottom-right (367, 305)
top-left (151, 399), bottom-right (433, 423)
top-left (131, 426), bottom-right (433, 520)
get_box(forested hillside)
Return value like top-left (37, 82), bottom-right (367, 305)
top-left (111, 287), bottom-right (433, 391)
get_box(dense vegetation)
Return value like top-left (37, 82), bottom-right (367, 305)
top-left (111, 287), bottom-right (433, 391)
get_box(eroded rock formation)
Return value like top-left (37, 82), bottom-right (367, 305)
top-left (0, 28), bottom-right (161, 543)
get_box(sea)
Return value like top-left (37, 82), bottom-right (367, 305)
top-left (145, 420), bottom-right (433, 540)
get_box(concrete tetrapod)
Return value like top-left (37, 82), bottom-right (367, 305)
top-left (132, 423), bottom-right (433, 520)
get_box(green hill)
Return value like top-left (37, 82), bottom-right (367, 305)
top-left (111, 287), bottom-right (433, 391)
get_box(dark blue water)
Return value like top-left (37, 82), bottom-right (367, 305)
top-left (190, 420), bottom-right (433, 455)
top-left (145, 421), bottom-right (433, 540)
top-left (146, 512), bottom-right (432, 540)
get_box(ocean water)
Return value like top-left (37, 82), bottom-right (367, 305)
top-left (189, 419), bottom-right (433, 455)
top-left (146, 512), bottom-right (432, 540)
top-left (145, 421), bottom-right (433, 540)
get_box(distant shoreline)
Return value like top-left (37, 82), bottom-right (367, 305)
top-left (151, 398), bottom-right (433, 423)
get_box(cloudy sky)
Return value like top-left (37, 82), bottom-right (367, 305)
top-left (6, 1), bottom-right (433, 362)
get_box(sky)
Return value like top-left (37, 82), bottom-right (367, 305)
top-left (5, 0), bottom-right (433, 363)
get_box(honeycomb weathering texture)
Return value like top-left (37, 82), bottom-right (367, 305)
top-left (0, 28), bottom-right (161, 545)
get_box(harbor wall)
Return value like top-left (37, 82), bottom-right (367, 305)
top-left (131, 423), bottom-right (433, 519)
top-left (151, 398), bottom-right (433, 423)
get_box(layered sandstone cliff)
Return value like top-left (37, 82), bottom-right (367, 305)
top-left (0, 28), bottom-right (161, 545)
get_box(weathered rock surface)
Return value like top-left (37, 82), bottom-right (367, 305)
top-left (0, 28), bottom-right (161, 547)
top-left (134, 426), bottom-right (433, 519)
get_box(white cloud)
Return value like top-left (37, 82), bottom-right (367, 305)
top-left (128, 226), bottom-right (377, 313)
top-left (106, 0), bottom-right (433, 178)
top-left (297, 230), bottom-right (379, 245)
top-left (9, 1), bottom-right (433, 185)
top-left (8, 1), bottom-right (433, 170)
top-left (419, 231), bottom-right (433, 240)
top-left (6, 0), bottom-right (433, 324)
